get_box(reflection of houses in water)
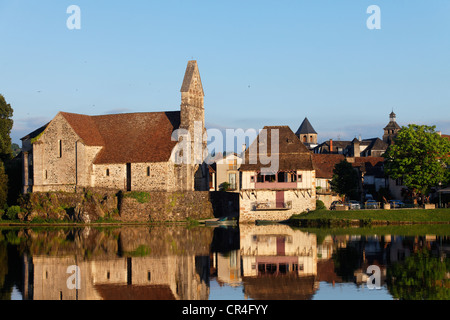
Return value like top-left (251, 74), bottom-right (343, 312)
top-left (211, 251), bottom-right (242, 287)
top-left (209, 227), bottom-right (242, 287)
top-left (24, 255), bottom-right (209, 300)
top-left (239, 225), bottom-right (318, 300)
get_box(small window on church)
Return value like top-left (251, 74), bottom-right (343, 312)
top-left (147, 167), bottom-right (151, 177)
top-left (106, 169), bottom-right (110, 177)
top-left (45, 170), bottom-right (48, 180)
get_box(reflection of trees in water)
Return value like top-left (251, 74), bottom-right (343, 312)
top-left (331, 246), bottom-right (361, 282)
top-left (387, 249), bottom-right (450, 300)
top-left (0, 231), bottom-right (22, 300)
top-left (0, 241), bottom-right (9, 300)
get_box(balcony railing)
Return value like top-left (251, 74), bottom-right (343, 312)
top-left (254, 201), bottom-right (293, 211)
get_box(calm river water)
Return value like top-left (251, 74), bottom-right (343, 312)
top-left (0, 224), bottom-right (449, 300)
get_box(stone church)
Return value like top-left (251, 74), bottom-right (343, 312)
top-left (21, 61), bottom-right (208, 193)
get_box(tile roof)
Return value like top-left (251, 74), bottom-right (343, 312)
top-left (312, 154), bottom-right (345, 179)
top-left (351, 156), bottom-right (385, 177)
top-left (384, 121), bottom-right (401, 130)
top-left (60, 111), bottom-right (181, 164)
top-left (240, 126), bottom-right (314, 172)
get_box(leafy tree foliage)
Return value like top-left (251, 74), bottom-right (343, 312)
top-left (384, 124), bottom-right (450, 200)
top-left (0, 162), bottom-right (8, 209)
top-left (330, 160), bottom-right (360, 201)
top-left (0, 95), bottom-right (13, 162)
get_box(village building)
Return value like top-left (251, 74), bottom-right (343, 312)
top-left (314, 137), bottom-right (388, 157)
top-left (313, 112), bottom-right (398, 157)
top-left (312, 154), bottom-right (345, 208)
top-left (21, 61), bottom-right (208, 194)
top-left (209, 152), bottom-right (242, 192)
top-left (239, 126), bottom-right (316, 222)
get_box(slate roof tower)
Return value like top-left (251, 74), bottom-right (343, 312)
top-left (295, 117), bottom-right (318, 150)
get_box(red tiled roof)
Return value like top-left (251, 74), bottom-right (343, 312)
top-left (351, 156), bottom-right (385, 168)
top-left (312, 154), bottom-right (345, 179)
top-left (60, 111), bottom-right (180, 164)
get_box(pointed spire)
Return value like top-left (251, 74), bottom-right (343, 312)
top-left (180, 60), bottom-right (204, 96)
top-left (295, 117), bottom-right (317, 136)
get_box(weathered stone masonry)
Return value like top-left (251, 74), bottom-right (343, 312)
top-left (20, 61), bottom-right (211, 222)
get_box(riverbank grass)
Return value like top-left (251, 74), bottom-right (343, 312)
top-left (289, 208), bottom-right (450, 227)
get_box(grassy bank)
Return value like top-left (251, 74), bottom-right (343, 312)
top-left (289, 208), bottom-right (450, 227)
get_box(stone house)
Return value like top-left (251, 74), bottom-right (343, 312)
top-left (212, 152), bottom-right (242, 192)
top-left (21, 61), bottom-right (208, 193)
top-left (239, 126), bottom-right (316, 223)
top-left (312, 154), bottom-right (345, 208)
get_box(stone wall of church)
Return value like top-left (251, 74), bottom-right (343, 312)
top-left (32, 114), bottom-right (78, 192)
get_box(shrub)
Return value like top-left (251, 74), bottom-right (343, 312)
top-left (125, 191), bottom-right (151, 204)
top-left (6, 205), bottom-right (21, 220)
top-left (316, 200), bottom-right (326, 210)
top-left (219, 182), bottom-right (231, 192)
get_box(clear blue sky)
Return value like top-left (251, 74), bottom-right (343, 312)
top-left (1, 0), bottom-right (450, 147)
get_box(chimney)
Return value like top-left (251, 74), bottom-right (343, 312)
top-left (353, 139), bottom-right (360, 158)
top-left (329, 139), bottom-right (333, 153)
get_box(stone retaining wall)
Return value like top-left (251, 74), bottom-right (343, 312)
top-left (118, 191), bottom-right (213, 222)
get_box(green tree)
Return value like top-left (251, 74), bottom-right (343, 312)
top-left (0, 94), bottom-right (14, 162)
top-left (0, 162), bottom-right (8, 210)
top-left (330, 160), bottom-right (360, 202)
top-left (384, 124), bottom-right (450, 202)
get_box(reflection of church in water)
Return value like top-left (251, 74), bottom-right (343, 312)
top-left (22, 227), bottom-right (211, 300)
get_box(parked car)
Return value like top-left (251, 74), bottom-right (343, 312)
top-left (330, 200), bottom-right (343, 210)
top-left (347, 200), bottom-right (361, 210)
top-left (365, 200), bottom-right (379, 209)
top-left (365, 194), bottom-right (374, 201)
top-left (389, 200), bottom-right (405, 209)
